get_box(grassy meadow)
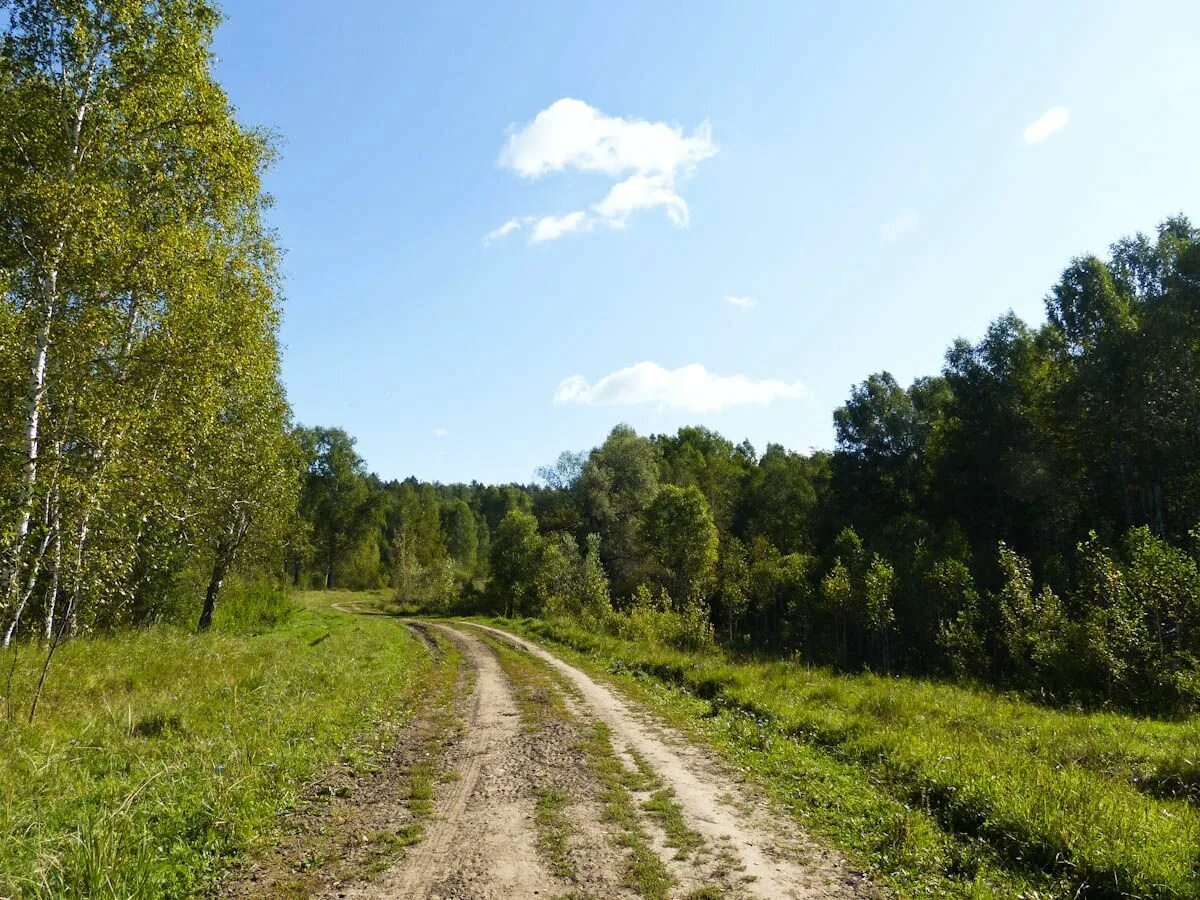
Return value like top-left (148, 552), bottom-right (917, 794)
top-left (498, 616), bottom-right (1200, 899)
top-left (0, 591), bottom-right (427, 898)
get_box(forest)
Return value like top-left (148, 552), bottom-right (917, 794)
top-left (3, 0), bottom-right (1199, 718)
top-left (292, 217), bottom-right (1200, 713)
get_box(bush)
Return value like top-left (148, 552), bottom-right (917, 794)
top-left (995, 543), bottom-right (1075, 695)
top-left (617, 585), bottom-right (714, 652)
top-left (394, 557), bottom-right (460, 612)
top-left (214, 579), bottom-right (298, 634)
top-left (927, 559), bottom-right (987, 677)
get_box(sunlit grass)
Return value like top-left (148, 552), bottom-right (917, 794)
top-left (501, 617), bottom-right (1200, 899)
top-left (0, 591), bottom-right (427, 898)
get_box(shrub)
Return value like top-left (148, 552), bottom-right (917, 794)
top-left (995, 543), bottom-right (1074, 694)
top-left (618, 585), bottom-right (714, 652)
top-left (927, 559), bottom-right (987, 677)
top-left (214, 579), bottom-right (298, 634)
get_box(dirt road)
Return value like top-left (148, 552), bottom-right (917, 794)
top-left (333, 621), bottom-right (875, 900)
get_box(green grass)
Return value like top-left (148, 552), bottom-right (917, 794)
top-left (535, 788), bottom-right (576, 878)
top-left (619, 744), bottom-right (705, 863)
top-left (0, 591), bottom-right (431, 898)
top-left (582, 720), bottom-right (675, 900)
top-left (641, 785), bottom-right (704, 861)
top-left (487, 616), bottom-right (1200, 899)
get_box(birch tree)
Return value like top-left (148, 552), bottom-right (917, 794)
top-left (0, 0), bottom-right (290, 650)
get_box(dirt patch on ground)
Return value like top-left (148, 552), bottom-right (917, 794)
top-left (339, 622), bottom-right (565, 899)
top-left (466, 622), bottom-right (877, 900)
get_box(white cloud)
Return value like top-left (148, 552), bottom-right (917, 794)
top-left (500, 97), bottom-right (715, 180)
top-left (553, 362), bottom-right (806, 413)
top-left (724, 295), bottom-right (757, 310)
top-left (531, 211), bottom-right (591, 243)
top-left (483, 218), bottom-right (524, 244)
top-left (879, 210), bottom-right (919, 243)
top-left (1024, 106), bottom-right (1069, 144)
top-left (489, 98), bottom-right (716, 244)
top-left (593, 174), bottom-right (690, 227)
top-left (433, 427), bottom-right (449, 438)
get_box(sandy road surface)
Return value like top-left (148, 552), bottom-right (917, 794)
top-left (339, 619), bottom-right (874, 900)
top-left (462, 623), bottom-right (872, 900)
top-left (336, 623), bottom-right (560, 899)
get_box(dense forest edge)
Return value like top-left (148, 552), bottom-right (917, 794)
top-left (292, 212), bottom-right (1200, 717)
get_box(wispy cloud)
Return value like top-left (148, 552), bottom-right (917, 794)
top-left (531, 211), bottom-right (591, 243)
top-left (500, 97), bottom-right (716, 179)
top-left (879, 210), bottom-right (919, 243)
top-left (483, 219), bottom-right (523, 244)
top-left (1024, 106), bottom-right (1069, 144)
top-left (487, 98), bottom-right (717, 245)
top-left (724, 295), bottom-right (757, 310)
top-left (554, 362), bottom-right (806, 413)
top-left (433, 427), bottom-right (449, 438)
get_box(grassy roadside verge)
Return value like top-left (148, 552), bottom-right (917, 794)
top-left (226, 620), bottom-right (465, 896)
top-left (0, 591), bottom-right (429, 898)
top-left (485, 617), bottom-right (1200, 899)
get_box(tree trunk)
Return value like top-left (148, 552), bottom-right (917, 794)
top-left (325, 536), bottom-right (335, 589)
top-left (3, 505), bottom-right (56, 648)
top-left (199, 515), bottom-right (250, 632)
top-left (44, 528), bottom-right (62, 642)
top-left (198, 541), bottom-right (234, 632)
top-left (3, 280), bottom-right (55, 611)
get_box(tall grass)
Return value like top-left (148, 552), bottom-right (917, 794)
top-left (0, 592), bottom-right (427, 898)
top-left (512, 617), bottom-right (1200, 898)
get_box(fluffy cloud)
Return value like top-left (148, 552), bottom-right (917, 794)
top-left (879, 210), bottom-right (919, 243)
top-left (1024, 106), bottom-right (1069, 144)
top-left (553, 362), bottom-right (806, 413)
top-left (593, 174), bottom-right (690, 227)
top-left (724, 295), bottom-right (757, 310)
top-left (500, 97), bottom-right (715, 179)
top-left (488, 98), bottom-right (716, 244)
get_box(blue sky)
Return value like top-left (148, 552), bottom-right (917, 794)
top-left (213, 1), bottom-right (1200, 485)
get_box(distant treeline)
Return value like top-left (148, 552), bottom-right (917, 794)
top-left (297, 217), bottom-right (1200, 712)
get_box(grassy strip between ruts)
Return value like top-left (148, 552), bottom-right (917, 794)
top-left (0, 592), bottom-right (430, 898)
top-left (485, 616), bottom-right (1200, 900)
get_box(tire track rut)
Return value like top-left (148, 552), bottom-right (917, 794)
top-left (340, 623), bottom-right (559, 899)
top-left (463, 622), bottom-right (875, 899)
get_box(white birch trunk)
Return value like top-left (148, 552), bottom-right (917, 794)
top-left (44, 527), bottom-right (62, 642)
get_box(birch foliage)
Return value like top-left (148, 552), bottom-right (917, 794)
top-left (0, 0), bottom-right (293, 642)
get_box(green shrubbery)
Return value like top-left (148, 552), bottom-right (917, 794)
top-left (213, 578), bottom-right (299, 634)
top-left (962, 527), bottom-right (1200, 710)
top-left (617, 585), bottom-right (714, 652)
top-left (484, 511), bottom-right (714, 652)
